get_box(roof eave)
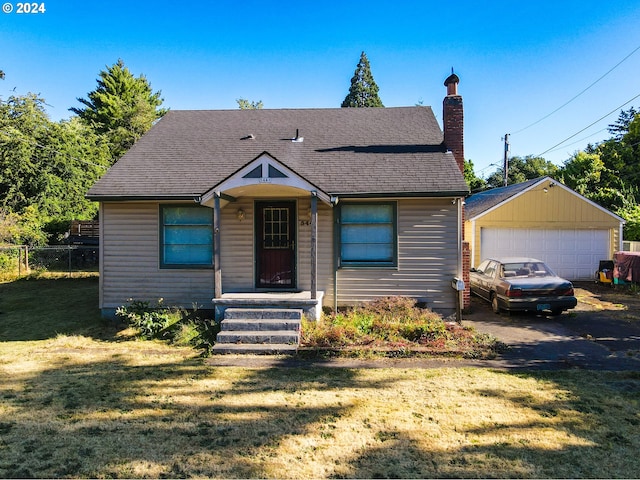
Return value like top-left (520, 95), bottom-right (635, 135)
top-left (85, 194), bottom-right (202, 202)
top-left (332, 190), bottom-right (469, 199)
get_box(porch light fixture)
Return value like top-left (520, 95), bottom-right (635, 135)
top-left (236, 208), bottom-right (245, 221)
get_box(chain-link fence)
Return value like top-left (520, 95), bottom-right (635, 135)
top-left (0, 245), bottom-right (99, 278)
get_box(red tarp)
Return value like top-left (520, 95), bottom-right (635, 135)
top-left (614, 251), bottom-right (640, 283)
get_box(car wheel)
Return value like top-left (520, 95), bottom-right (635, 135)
top-left (550, 308), bottom-right (563, 316)
top-left (490, 293), bottom-right (501, 314)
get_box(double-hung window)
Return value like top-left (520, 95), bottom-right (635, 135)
top-left (160, 205), bottom-right (213, 268)
top-left (339, 202), bottom-right (397, 267)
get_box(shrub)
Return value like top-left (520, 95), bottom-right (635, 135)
top-left (0, 250), bottom-right (19, 280)
top-left (115, 298), bottom-right (219, 355)
top-left (116, 299), bottom-right (178, 339)
top-left (301, 296), bottom-right (502, 358)
top-left (302, 296), bottom-right (450, 348)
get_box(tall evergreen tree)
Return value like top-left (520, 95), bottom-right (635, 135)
top-left (608, 107), bottom-right (638, 140)
top-left (71, 59), bottom-right (167, 161)
top-left (341, 52), bottom-right (384, 108)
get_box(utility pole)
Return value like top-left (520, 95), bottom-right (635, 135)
top-left (503, 133), bottom-right (510, 186)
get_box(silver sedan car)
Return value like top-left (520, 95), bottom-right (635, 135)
top-left (470, 257), bottom-right (578, 315)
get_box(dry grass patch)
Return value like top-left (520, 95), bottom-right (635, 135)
top-left (1, 277), bottom-right (639, 478)
top-left (1, 336), bottom-right (639, 478)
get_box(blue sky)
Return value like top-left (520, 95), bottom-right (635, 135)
top-left (2, 0), bottom-right (640, 178)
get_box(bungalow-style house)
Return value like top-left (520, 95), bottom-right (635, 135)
top-left (464, 176), bottom-right (625, 280)
top-left (86, 74), bottom-right (469, 325)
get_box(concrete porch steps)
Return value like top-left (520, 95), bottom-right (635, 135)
top-left (212, 308), bottom-right (302, 355)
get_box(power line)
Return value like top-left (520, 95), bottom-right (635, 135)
top-left (541, 128), bottom-right (608, 155)
top-left (511, 44), bottom-right (640, 135)
top-left (536, 92), bottom-right (640, 157)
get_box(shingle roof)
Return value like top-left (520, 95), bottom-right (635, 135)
top-left (87, 106), bottom-right (468, 200)
top-left (464, 177), bottom-right (545, 218)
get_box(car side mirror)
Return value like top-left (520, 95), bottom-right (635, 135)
top-left (470, 267), bottom-right (477, 273)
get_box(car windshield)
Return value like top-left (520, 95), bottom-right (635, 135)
top-left (501, 262), bottom-right (555, 278)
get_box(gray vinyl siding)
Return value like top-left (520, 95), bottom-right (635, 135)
top-left (219, 198), bottom-right (254, 291)
top-left (100, 198), bottom-right (457, 313)
top-left (335, 199), bottom-right (458, 312)
top-left (100, 202), bottom-right (214, 309)
top-left (297, 199), bottom-right (334, 295)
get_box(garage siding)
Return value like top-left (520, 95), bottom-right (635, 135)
top-left (480, 228), bottom-right (609, 280)
top-left (465, 178), bottom-right (623, 280)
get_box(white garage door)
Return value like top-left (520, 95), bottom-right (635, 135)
top-left (480, 228), bottom-right (610, 280)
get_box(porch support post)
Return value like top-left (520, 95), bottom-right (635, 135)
top-left (213, 192), bottom-right (222, 299)
top-left (310, 192), bottom-right (318, 300)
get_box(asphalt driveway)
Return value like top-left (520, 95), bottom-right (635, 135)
top-left (463, 282), bottom-right (640, 370)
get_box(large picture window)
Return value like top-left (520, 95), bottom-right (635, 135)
top-left (160, 205), bottom-right (213, 267)
top-left (339, 203), bottom-right (397, 267)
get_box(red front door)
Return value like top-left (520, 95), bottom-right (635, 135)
top-left (256, 201), bottom-right (296, 289)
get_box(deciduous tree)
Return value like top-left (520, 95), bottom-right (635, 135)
top-left (485, 155), bottom-right (558, 189)
top-left (0, 94), bottom-right (111, 244)
top-left (464, 159), bottom-right (487, 192)
top-left (236, 98), bottom-right (263, 109)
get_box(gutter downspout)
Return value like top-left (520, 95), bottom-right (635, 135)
top-left (332, 196), bottom-right (339, 314)
top-left (457, 197), bottom-right (464, 322)
top-left (470, 218), bottom-right (476, 268)
top-left (619, 222), bottom-right (624, 254)
top-left (458, 197), bottom-right (463, 278)
top-left (213, 192), bottom-right (222, 299)
top-left (310, 192), bottom-right (318, 300)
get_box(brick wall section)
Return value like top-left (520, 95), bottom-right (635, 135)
top-left (443, 94), bottom-right (464, 174)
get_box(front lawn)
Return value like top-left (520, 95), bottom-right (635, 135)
top-left (1, 276), bottom-right (639, 478)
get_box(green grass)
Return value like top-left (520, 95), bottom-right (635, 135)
top-left (1, 277), bottom-right (639, 478)
top-left (0, 273), bottom-right (111, 342)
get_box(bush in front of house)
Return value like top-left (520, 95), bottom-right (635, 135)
top-left (301, 296), bottom-right (500, 357)
top-left (116, 299), bottom-right (219, 355)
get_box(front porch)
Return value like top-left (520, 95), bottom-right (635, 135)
top-left (212, 290), bottom-right (325, 322)
top-left (211, 291), bottom-right (324, 354)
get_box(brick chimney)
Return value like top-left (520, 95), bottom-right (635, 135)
top-left (443, 72), bottom-right (464, 173)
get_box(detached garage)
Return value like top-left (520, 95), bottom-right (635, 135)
top-left (465, 177), bottom-right (624, 280)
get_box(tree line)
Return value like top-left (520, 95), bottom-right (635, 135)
top-left (1, 52), bottom-right (637, 246)
top-left (464, 107), bottom-right (640, 240)
top-left (0, 60), bottom-right (166, 245)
